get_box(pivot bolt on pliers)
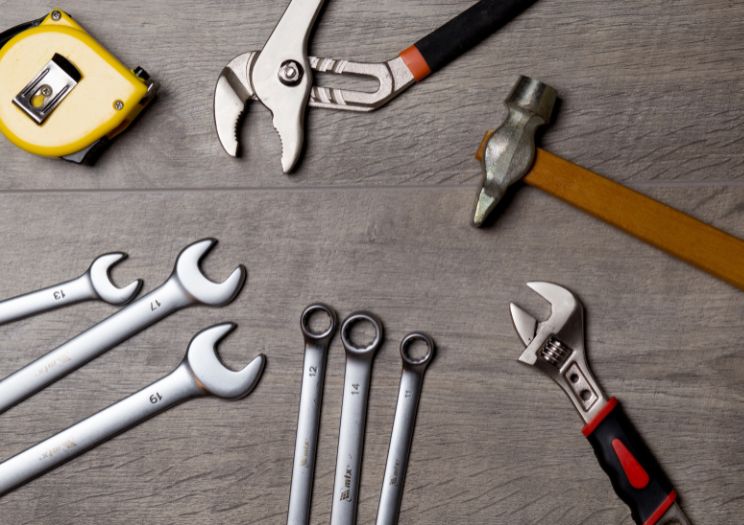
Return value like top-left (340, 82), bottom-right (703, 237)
top-left (214, 0), bottom-right (538, 173)
top-left (509, 282), bottom-right (692, 525)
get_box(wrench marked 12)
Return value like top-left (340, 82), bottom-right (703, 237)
top-left (287, 303), bottom-right (338, 525)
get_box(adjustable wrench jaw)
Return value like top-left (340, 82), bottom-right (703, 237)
top-left (510, 282), bottom-right (607, 423)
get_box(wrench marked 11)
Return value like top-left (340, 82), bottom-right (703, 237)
top-left (376, 332), bottom-right (435, 525)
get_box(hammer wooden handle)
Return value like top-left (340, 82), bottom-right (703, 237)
top-left (527, 148), bottom-right (744, 291)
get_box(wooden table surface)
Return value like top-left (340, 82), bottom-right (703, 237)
top-left (0, 1), bottom-right (742, 524)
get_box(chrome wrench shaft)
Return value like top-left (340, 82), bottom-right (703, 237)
top-left (331, 312), bottom-right (384, 525)
top-left (0, 252), bottom-right (141, 325)
top-left (0, 239), bottom-right (245, 414)
top-left (0, 323), bottom-right (265, 497)
top-left (376, 333), bottom-right (435, 525)
top-left (288, 303), bottom-right (338, 525)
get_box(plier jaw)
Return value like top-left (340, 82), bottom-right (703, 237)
top-left (214, 52), bottom-right (257, 159)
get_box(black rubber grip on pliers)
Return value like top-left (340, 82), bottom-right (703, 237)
top-left (583, 398), bottom-right (677, 525)
top-left (413, 0), bottom-right (539, 74)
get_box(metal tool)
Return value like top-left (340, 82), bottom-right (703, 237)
top-left (0, 9), bottom-right (157, 164)
top-left (288, 303), bottom-right (338, 525)
top-left (215, 0), bottom-right (538, 173)
top-left (509, 282), bottom-right (691, 525)
top-left (0, 252), bottom-right (142, 326)
top-left (376, 332), bottom-right (435, 525)
top-left (0, 323), bottom-right (265, 497)
top-left (472, 76), bottom-right (744, 293)
top-left (0, 238), bottom-right (245, 414)
top-left (331, 311), bottom-right (384, 525)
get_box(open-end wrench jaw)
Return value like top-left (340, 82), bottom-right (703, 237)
top-left (88, 252), bottom-right (143, 305)
top-left (186, 323), bottom-right (266, 399)
top-left (174, 238), bottom-right (247, 306)
top-left (510, 282), bottom-right (607, 423)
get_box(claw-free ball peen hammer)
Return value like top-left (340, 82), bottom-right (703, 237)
top-left (474, 76), bottom-right (744, 291)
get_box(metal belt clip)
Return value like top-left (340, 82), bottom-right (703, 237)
top-left (13, 53), bottom-right (81, 124)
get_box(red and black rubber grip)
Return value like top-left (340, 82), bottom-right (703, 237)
top-left (399, 0), bottom-right (539, 81)
top-left (582, 398), bottom-right (677, 525)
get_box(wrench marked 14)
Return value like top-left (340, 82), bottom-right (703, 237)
top-left (331, 311), bottom-right (384, 525)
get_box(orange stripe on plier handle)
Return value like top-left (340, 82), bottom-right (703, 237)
top-left (400, 45), bottom-right (431, 82)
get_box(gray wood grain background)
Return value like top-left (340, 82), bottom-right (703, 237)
top-left (0, 1), bottom-right (742, 524)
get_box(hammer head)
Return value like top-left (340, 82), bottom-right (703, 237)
top-left (472, 76), bottom-right (557, 227)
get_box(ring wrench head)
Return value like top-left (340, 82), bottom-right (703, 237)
top-left (340, 311), bottom-right (384, 359)
top-left (186, 323), bottom-right (266, 399)
top-left (399, 332), bottom-right (436, 374)
top-left (174, 238), bottom-right (247, 306)
top-left (88, 252), bottom-right (143, 305)
top-left (301, 303), bottom-right (338, 346)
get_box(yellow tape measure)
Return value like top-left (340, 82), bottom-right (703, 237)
top-left (0, 9), bottom-right (156, 164)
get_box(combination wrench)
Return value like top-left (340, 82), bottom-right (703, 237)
top-left (376, 332), bottom-right (436, 525)
top-left (331, 312), bottom-right (384, 525)
top-left (288, 303), bottom-right (338, 525)
top-left (0, 252), bottom-right (141, 325)
top-left (0, 323), bottom-right (265, 496)
top-left (0, 238), bottom-right (246, 414)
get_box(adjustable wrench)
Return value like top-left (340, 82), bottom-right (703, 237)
top-left (376, 332), bottom-right (435, 525)
top-left (0, 238), bottom-right (245, 414)
top-left (288, 303), bottom-right (338, 525)
top-left (331, 312), bottom-right (384, 525)
top-left (509, 282), bottom-right (691, 525)
top-left (0, 252), bottom-right (141, 325)
top-left (0, 323), bottom-right (265, 496)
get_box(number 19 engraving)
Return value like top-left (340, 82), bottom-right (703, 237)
top-left (149, 392), bottom-right (163, 404)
